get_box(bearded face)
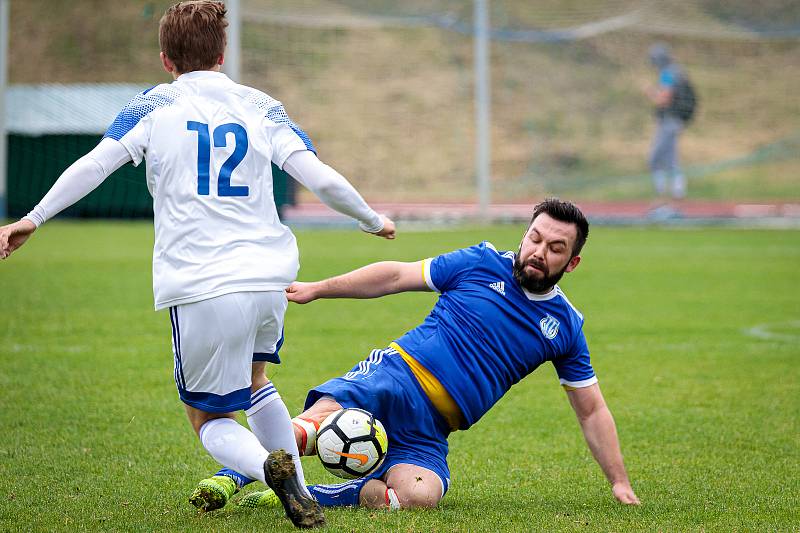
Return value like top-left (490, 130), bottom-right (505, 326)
top-left (513, 252), bottom-right (568, 293)
top-left (514, 213), bottom-right (580, 294)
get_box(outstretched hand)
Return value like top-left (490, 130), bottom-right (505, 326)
top-left (368, 215), bottom-right (396, 240)
top-left (612, 482), bottom-right (641, 505)
top-left (285, 282), bottom-right (319, 304)
top-left (0, 219), bottom-right (37, 260)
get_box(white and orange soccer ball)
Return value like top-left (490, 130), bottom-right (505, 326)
top-left (315, 408), bottom-right (388, 479)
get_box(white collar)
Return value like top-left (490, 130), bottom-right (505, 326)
top-left (521, 285), bottom-right (559, 301)
top-left (509, 251), bottom-right (560, 301)
top-left (176, 70), bottom-right (229, 81)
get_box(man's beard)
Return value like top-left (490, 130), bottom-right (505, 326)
top-left (513, 255), bottom-right (568, 293)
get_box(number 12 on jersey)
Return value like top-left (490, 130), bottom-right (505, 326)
top-left (187, 121), bottom-right (250, 197)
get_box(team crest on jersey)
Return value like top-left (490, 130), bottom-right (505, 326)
top-left (539, 314), bottom-right (560, 339)
top-left (489, 281), bottom-right (505, 295)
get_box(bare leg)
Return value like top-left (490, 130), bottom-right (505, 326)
top-left (185, 403), bottom-right (236, 435)
top-left (251, 361), bottom-right (270, 391)
top-left (357, 464), bottom-right (444, 509)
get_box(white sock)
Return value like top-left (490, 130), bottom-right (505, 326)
top-left (386, 487), bottom-right (401, 510)
top-left (199, 418), bottom-right (268, 484)
top-left (246, 384), bottom-right (310, 495)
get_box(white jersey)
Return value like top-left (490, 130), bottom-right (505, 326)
top-left (105, 71), bottom-right (310, 310)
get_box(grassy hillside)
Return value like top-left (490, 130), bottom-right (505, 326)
top-left (9, 1), bottom-right (800, 202)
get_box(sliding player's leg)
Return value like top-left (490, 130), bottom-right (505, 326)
top-left (243, 460), bottom-right (447, 510)
top-left (242, 346), bottom-right (452, 511)
top-left (382, 464), bottom-right (445, 508)
top-left (292, 396), bottom-right (343, 455)
top-left (312, 463), bottom-right (443, 509)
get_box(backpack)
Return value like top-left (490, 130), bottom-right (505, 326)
top-left (669, 77), bottom-right (697, 123)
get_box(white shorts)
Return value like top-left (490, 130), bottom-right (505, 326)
top-left (168, 291), bottom-right (287, 413)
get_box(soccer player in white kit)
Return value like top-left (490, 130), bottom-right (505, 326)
top-left (0, 1), bottom-right (395, 528)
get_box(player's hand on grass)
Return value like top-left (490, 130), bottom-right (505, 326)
top-left (286, 282), bottom-right (318, 304)
top-left (0, 219), bottom-right (37, 260)
top-left (612, 481), bottom-right (641, 505)
top-left (364, 215), bottom-right (396, 240)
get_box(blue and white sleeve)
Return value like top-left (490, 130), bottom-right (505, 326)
top-left (553, 331), bottom-right (597, 389)
top-left (244, 90), bottom-right (316, 167)
top-left (425, 242), bottom-right (487, 293)
top-left (104, 85), bottom-right (179, 165)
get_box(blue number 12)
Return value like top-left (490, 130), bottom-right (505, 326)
top-left (187, 121), bottom-right (249, 197)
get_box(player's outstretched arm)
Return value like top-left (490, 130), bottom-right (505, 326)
top-left (566, 384), bottom-right (641, 505)
top-left (283, 150), bottom-right (395, 239)
top-left (1, 139), bottom-right (131, 260)
top-left (286, 260), bottom-right (429, 303)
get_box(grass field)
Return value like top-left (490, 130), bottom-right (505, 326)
top-left (1, 221), bottom-right (799, 532)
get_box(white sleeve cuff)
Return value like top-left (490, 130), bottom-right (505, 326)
top-left (23, 213), bottom-right (45, 228)
top-left (559, 375), bottom-right (598, 388)
top-left (358, 215), bottom-right (384, 234)
top-left (423, 258), bottom-right (439, 292)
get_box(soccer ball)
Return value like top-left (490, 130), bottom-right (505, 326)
top-left (315, 408), bottom-right (388, 479)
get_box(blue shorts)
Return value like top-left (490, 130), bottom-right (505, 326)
top-left (306, 347), bottom-right (452, 496)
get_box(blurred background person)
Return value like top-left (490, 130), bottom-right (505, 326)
top-left (644, 43), bottom-right (697, 205)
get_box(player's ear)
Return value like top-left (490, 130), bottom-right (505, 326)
top-left (160, 52), bottom-right (175, 75)
top-left (565, 255), bottom-right (581, 273)
top-left (217, 53), bottom-right (225, 67)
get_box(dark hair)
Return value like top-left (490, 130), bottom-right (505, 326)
top-left (528, 198), bottom-right (589, 257)
top-left (159, 1), bottom-right (228, 74)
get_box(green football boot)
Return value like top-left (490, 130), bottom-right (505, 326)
top-left (189, 475), bottom-right (238, 512)
top-left (238, 488), bottom-right (282, 509)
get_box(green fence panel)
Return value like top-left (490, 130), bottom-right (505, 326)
top-left (7, 134), bottom-right (295, 219)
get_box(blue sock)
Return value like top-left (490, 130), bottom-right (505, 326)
top-left (215, 467), bottom-right (255, 490)
top-left (309, 478), bottom-right (370, 507)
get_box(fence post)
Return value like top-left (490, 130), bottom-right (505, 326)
top-left (223, 0), bottom-right (241, 82)
top-left (0, 0), bottom-right (9, 219)
top-left (474, 0), bottom-right (491, 222)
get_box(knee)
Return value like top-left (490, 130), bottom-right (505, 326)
top-left (391, 482), bottom-right (442, 509)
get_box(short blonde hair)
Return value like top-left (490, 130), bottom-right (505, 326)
top-left (159, 1), bottom-right (228, 74)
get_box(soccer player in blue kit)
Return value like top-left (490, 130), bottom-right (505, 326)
top-left (194, 198), bottom-right (640, 511)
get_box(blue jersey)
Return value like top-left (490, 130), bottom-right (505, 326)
top-left (394, 242), bottom-right (596, 429)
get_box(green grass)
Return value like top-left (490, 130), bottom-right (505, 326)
top-left (1, 221), bottom-right (799, 531)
